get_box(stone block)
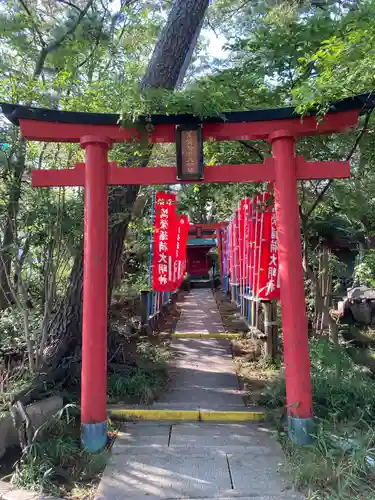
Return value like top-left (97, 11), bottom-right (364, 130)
top-left (350, 301), bottom-right (372, 325)
top-left (169, 423), bottom-right (280, 451)
top-left (26, 395), bottom-right (64, 430)
top-left (0, 480), bottom-right (14, 499)
top-left (348, 286), bottom-right (375, 300)
top-left (0, 396), bottom-right (63, 460)
top-left (111, 425), bottom-right (170, 453)
top-left (0, 417), bottom-right (18, 459)
top-left (2, 488), bottom-right (38, 499)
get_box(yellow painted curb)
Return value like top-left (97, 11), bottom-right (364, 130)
top-left (108, 408), bottom-right (199, 421)
top-left (172, 333), bottom-right (243, 339)
top-left (200, 410), bottom-right (265, 422)
top-left (108, 407), bottom-right (265, 422)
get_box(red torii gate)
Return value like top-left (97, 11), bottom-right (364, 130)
top-left (1, 96), bottom-right (371, 451)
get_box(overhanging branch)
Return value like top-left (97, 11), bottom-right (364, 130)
top-left (33, 0), bottom-right (95, 78)
top-left (304, 107), bottom-right (374, 220)
top-left (238, 140), bottom-right (264, 162)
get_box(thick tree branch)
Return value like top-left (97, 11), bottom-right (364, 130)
top-left (238, 140), bottom-right (264, 162)
top-left (19, 0), bottom-right (46, 49)
top-left (142, 0), bottom-right (210, 90)
top-left (33, 0), bottom-right (95, 78)
top-left (304, 107), bottom-right (374, 220)
top-left (56, 0), bottom-right (83, 14)
top-left (77, 14), bottom-right (105, 69)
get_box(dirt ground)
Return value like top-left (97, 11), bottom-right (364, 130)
top-left (153, 290), bottom-right (184, 338)
top-left (213, 287), bottom-right (280, 407)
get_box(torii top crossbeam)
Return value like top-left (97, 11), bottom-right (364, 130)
top-left (2, 93), bottom-right (374, 187)
top-left (1, 93), bottom-right (373, 143)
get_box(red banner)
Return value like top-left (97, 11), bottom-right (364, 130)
top-left (259, 204), bottom-right (280, 300)
top-left (152, 192), bottom-right (176, 292)
top-left (248, 191), bottom-right (280, 300)
top-left (228, 217), bottom-right (234, 280)
top-left (233, 209), bottom-right (240, 284)
top-left (173, 214), bottom-right (189, 288)
top-left (238, 200), bottom-right (246, 286)
top-left (240, 199), bottom-right (250, 287)
top-left (250, 193), bottom-right (262, 294)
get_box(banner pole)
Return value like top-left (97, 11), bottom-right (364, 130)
top-left (255, 191), bottom-right (266, 329)
top-left (148, 189), bottom-right (156, 318)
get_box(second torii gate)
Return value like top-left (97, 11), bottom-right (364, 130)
top-left (1, 95), bottom-right (371, 451)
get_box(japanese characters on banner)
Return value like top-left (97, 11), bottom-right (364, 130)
top-left (173, 215), bottom-right (189, 289)
top-left (151, 192), bottom-right (189, 292)
top-left (223, 185), bottom-right (280, 301)
top-left (264, 206), bottom-right (280, 299)
top-left (152, 192), bottom-right (177, 292)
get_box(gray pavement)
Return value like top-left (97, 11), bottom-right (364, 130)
top-left (96, 289), bottom-right (303, 499)
top-left (96, 422), bottom-right (303, 499)
top-left (160, 289), bottom-right (245, 407)
top-left (158, 337), bottom-right (245, 407)
top-left (175, 289), bottom-right (224, 335)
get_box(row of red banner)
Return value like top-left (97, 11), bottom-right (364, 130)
top-left (223, 188), bottom-right (280, 300)
top-left (152, 192), bottom-right (189, 292)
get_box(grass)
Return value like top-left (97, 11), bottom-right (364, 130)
top-left (107, 369), bottom-right (167, 404)
top-left (216, 291), bottom-right (375, 497)
top-left (281, 425), bottom-right (375, 499)
top-left (261, 338), bottom-right (375, 499)
top-left (233, 341), bottom-right (280, 406)
top-left (9, 404), bottom-right (113, 498)
top-left (263, 339), bottom-right (375, 424)
top-left (0, 369), bottom-right (35, 406)
top-left (107, 340), bottom-right (169, 405)
top-left (2, 339), bottom-right (169, 498)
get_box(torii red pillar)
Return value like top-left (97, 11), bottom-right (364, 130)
top-left (270, 131), bottom-right (313, 443)
top-left (80, 136), bottom-right (111, 451)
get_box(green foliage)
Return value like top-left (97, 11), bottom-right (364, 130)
top-left (107, 340), bottom-right (169, 404)
top-left (293, 1), bottom-right (375, 112)
top-left (283, 424), bottom-right (375, 499)
top-left (107, 369), bottom-right (166, 405)
top-left (11, 404), bottom-right (109, 496)
top-left (263, 338), bottom-right (375, 498)
top-left (263, 339), bottom-right (375, 424)
top-left (354, 250), bottom-right (375, 287)
top-left (120, 65), bottom-right (273, 126)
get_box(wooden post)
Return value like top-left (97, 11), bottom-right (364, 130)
top-left (251, 299), bottom-right (256, 327)
top-left (140, 290), bottom-right (149, 334)
top-left (263, 300), bottom-right (278, 361)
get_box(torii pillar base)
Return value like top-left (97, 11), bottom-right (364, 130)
top-left (271, 131), bottom-right (314, 445)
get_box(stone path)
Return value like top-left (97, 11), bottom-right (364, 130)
top-left (96, 422), bottom-right (302, 500)
top-left (96, 289), bottom-right (303, 499)
top-left (174, 289), bottom-right (224, 335)
top-left (159, 288), bottom-right (245, 408)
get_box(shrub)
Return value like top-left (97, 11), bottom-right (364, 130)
top-left (11, 405), bottom-right (109, 496)
top-left (262, 338), bottom-right (375, 424)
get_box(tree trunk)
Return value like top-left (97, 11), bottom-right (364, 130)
top-left (0, 134), bottom-right (26, 310)
top-left (142, 0), bottom-right (210, 90)
top-left (40, 0), bottom-right (210, 373)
